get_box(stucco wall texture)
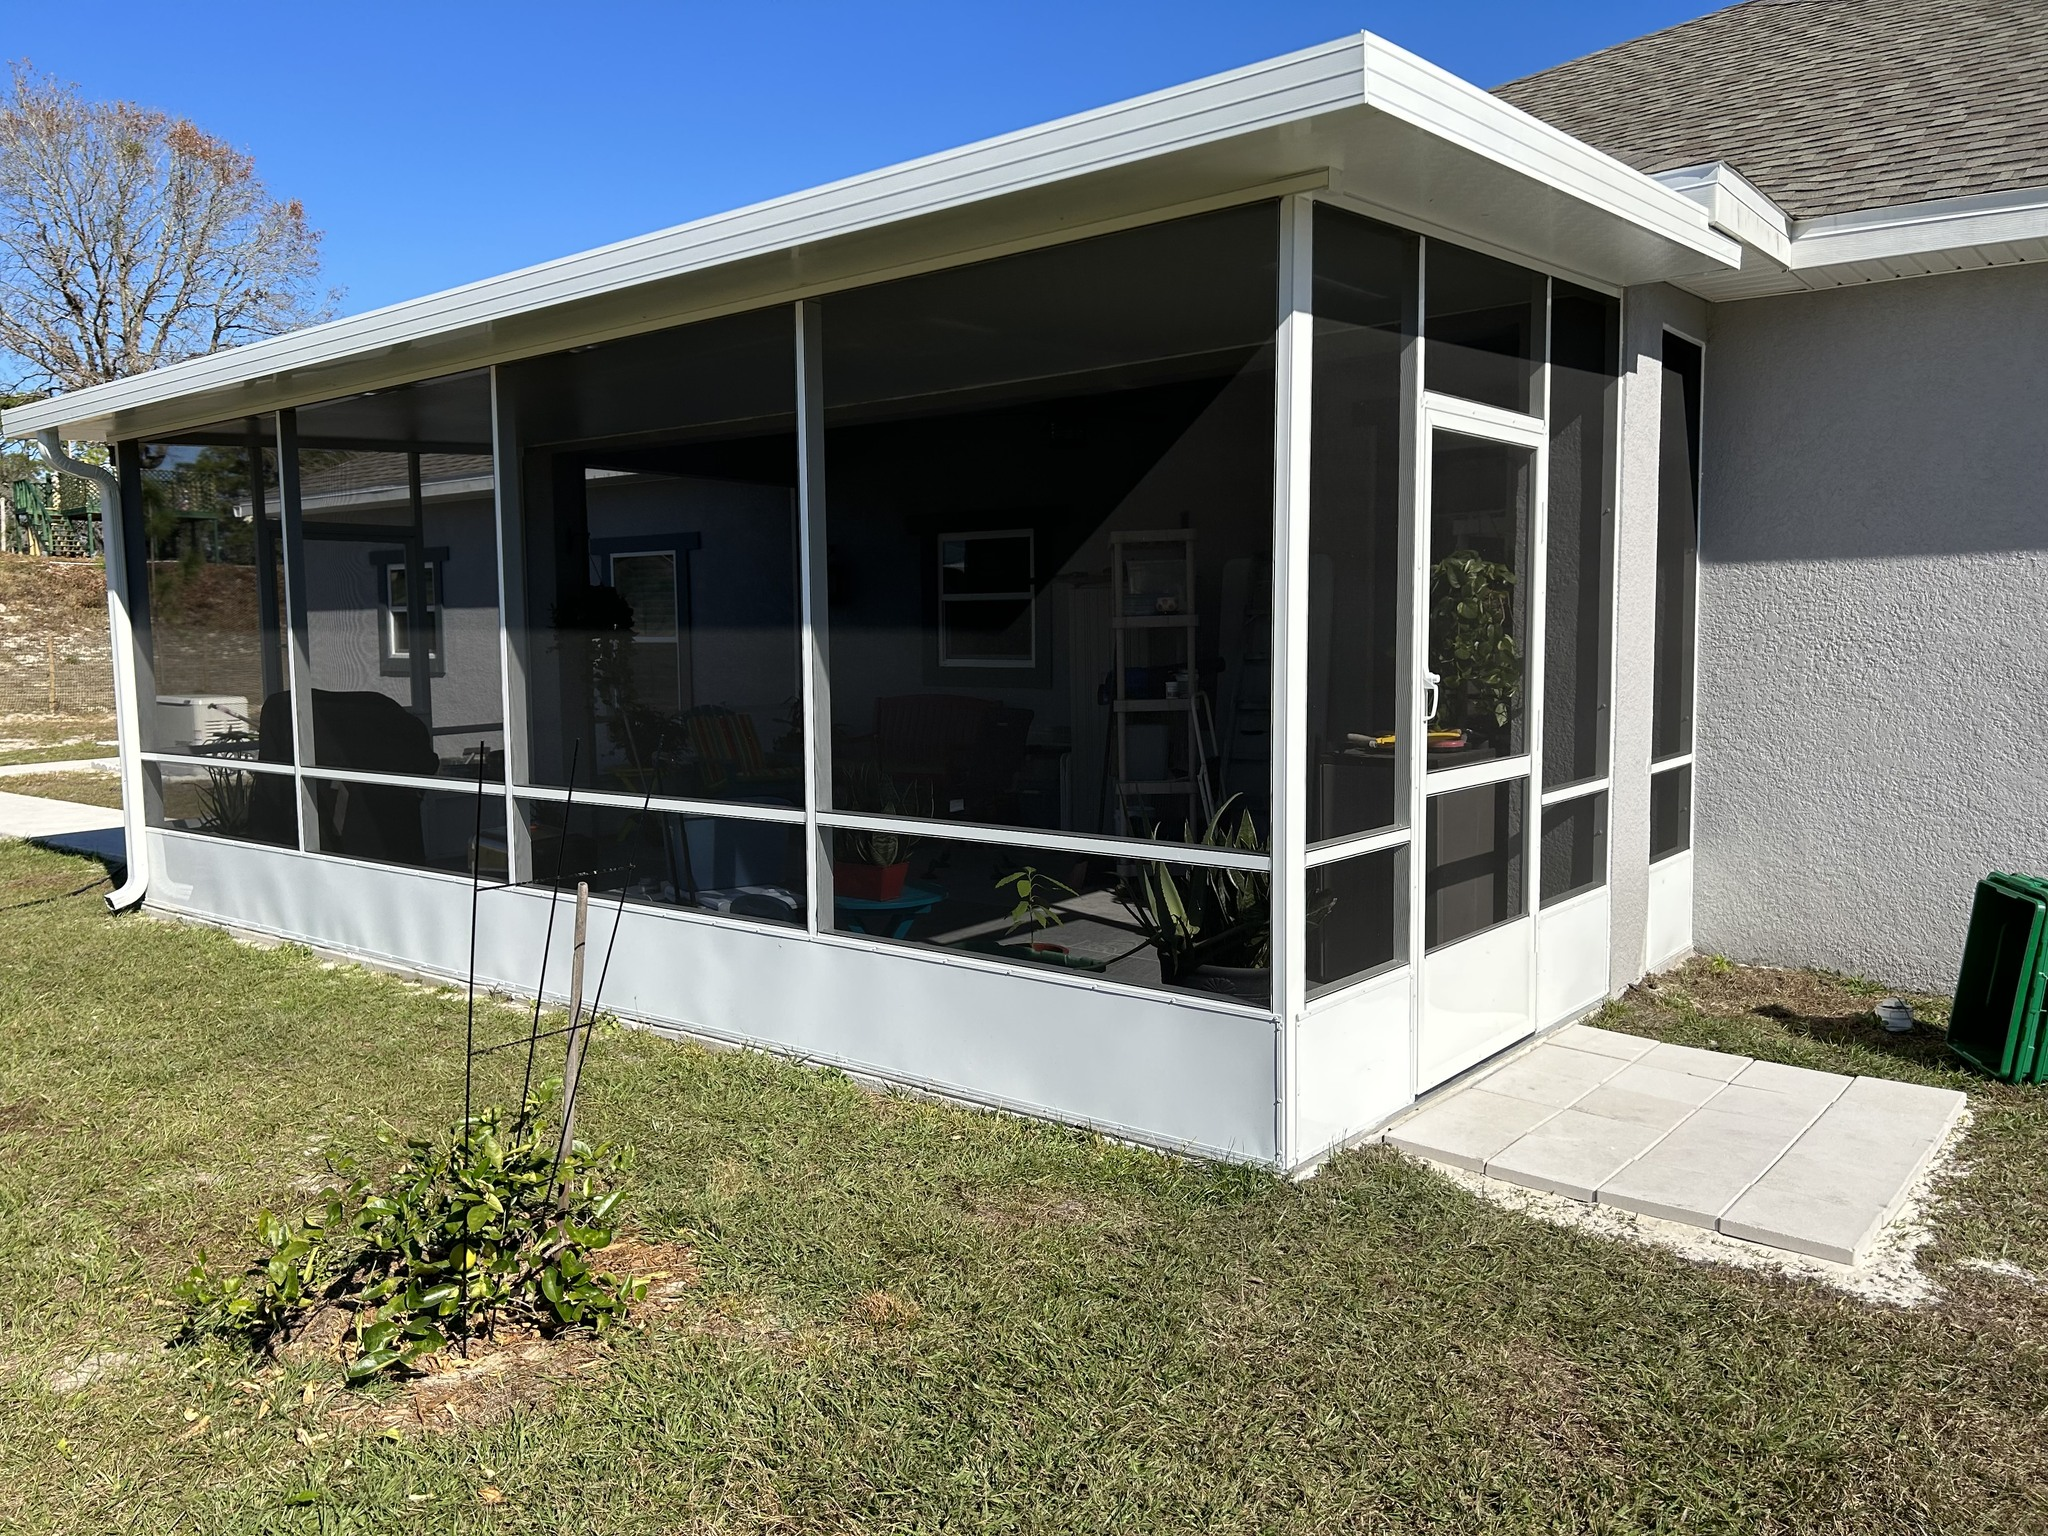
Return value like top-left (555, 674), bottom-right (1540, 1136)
top-left (1696, 262), bottom-right (2048, 989)
top-left (1611, 283), bottom-right (1709, 989)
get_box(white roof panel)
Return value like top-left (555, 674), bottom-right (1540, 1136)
top-left (5, 32), bottom-right (1738, 443)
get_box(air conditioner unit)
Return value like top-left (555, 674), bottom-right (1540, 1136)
top-left (155, 695), bottom-right (252, 749)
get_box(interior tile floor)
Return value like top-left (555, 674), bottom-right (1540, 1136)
top-left (1384, 1023), bottom-right (1967, 1264)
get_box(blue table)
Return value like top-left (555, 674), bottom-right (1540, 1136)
top-left (835, 882), bottom-right (946, 939)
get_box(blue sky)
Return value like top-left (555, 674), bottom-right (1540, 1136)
top-left (8, 2), bottom-right (1715, 317)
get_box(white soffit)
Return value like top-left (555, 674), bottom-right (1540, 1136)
top-left (1662, 169), bottom-right (2048, 302)
top-left (5, 32), bottom-right (1737, 444)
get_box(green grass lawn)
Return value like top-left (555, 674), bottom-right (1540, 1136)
top-left (2, 837), bottom-right (2046, 1534)
top-left (0, 769), bottom-right (122, 807)
top-left (0, 714), bottom-right (118, 766)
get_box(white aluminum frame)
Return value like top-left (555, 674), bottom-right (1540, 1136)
top-left (1650, 321), bottom-right (1706, 881)
top-left (107, 127), bottom-right (1660, 1169)
top-left (1407, 288), bottom-right (1553, 1097)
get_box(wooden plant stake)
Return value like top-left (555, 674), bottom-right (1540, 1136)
top-left (553, 882), bottom-right (592, 1171)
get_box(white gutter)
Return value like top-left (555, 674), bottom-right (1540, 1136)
top-left (1656, 162), bottom-right (2048, 300)
top-left (1787, 181), bottom-right (2048, 268)
top-left (1652, 162), bottom-right (1792, 266)
top-left (35, 431), bottom-right (148, 913)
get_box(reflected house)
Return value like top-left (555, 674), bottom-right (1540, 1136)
top-left (15, 10), bottom-right (2045, 1165)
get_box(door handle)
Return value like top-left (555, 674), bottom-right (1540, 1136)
top-left (1423, 669), bottom-right (1441, 724)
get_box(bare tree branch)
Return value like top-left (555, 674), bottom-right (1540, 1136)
top-left (0, 61), bottom-right (337, 396)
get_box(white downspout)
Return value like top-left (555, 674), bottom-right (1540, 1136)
top-left (36, 430), bottom-right (149, 913)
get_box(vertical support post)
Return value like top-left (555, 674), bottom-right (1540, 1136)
top-left (489, 364), bottom-right (533, 884)
top-left (555, 881), bottom-right (592, 1167)
top-left (795, 299), bottom-right (833, 936)
top-left (1269, 194), bottom-right (1316, 1167)
top-left (112, 443), bottom-right (159, 895)
top-left (1405, 237), bottom-right (1430, 1102)
top-left (275, 409), bottom-right (317, 853)
top-left (404, 451), bottom-right (432, 724)
top-left (1526, 279), bottom-right (1555, 1016)
top-left (248, 423), bottom-right (285, 704)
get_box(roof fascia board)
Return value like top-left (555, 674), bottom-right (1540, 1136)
top-left (1652, 161), bottom-right (1793, 266)
top-left (2, 37), bottom-right (1368, 441)
top-left (1788, 182), bottom-right (2048, 269)
top-left (6, 30), bottom-right (1736, 442)
top-left (1360, 36), bottom-right (1738, 263)
top-left (24, 172), bottom-right (1332, 445)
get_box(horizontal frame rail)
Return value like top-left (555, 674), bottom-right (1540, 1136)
top-left (817, 809), bottom-right (1271, 872)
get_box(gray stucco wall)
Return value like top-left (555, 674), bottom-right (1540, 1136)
top-left (1610, 283), bottom-right (1710, 989)
top-left (1696, 263), bottom-right (2048, 989)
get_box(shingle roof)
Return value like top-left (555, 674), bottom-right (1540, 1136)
top-left (1495, 0), bottom-right (2048, 219)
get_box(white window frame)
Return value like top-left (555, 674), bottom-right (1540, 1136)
top-left (380, 557), bottom-right (443, 672)
top-left (936, 528), bottom-right (1036, 668)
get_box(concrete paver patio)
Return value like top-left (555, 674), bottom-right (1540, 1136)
top-left (1386, 1023), bottom-right (1967, 1264)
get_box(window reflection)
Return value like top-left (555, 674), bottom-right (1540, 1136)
top-left (827, 826), bottom-right (1270, 1005)
top-left (291, 372), bottom-right (504, 780)
top-left (1424, 241), bottom-right (1544, 414)
top-left (821, 203), bottom-right (1278, 846)
top-left (1307, 204), bottom-right (1414, 844)
top-left (138, 420), bottom-right (284, 757)
top-left (520, 799), bottom-right (805, 926)
top-left (1426, 778), bottom-right (1527, 949)
top-left (1544, 283), bottom-right (1620, 792)
top-left (504, 308), bottom-right (802, 805)
top-left (1428, 433), bottom-right (1532, 764)
top-left (1540, 792), bottom-right (1607, 905)
top-left (1306, 845), bottom-right (1407, 994)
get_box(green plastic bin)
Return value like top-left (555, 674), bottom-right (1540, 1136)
top-left (1948, 872), bottom-right (2048, 1082)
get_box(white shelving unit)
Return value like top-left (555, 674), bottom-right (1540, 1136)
top-left (1110, 530), bottom-right (1212, 836)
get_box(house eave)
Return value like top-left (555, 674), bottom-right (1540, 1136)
top-left (2, 31), bottom-right (1737, 445)
top-left (1663, 172), bottom-right (2048, 302)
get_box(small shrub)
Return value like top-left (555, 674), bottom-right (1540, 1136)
top-left (175, 1100), bottom-right (646, 1381)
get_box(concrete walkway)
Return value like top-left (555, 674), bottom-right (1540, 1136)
top-left (1385, 1023), bottom-right (1966, 1264)
top-left (0, 786), bottom-right (126, 863)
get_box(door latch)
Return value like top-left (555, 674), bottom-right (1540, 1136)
top-left (1422, 669), bottom-right (1441, 724)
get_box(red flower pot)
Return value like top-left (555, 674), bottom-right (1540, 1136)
top-left (835, 861), bottom-right (909, 901)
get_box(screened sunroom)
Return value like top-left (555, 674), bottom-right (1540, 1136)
top-left (7, 34), bottom-right (1740, 1167)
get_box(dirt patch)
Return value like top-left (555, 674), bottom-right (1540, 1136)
top-left (270, 1236), bottom-right (703, 1435)
top-left (44, 1349), bottom-right (148, 1393)
top-left (0, 556), bottom-right (113, 718)
top-left (960, 1186), bottom-right (1127, 1231)
top-left (0, 1098), bottom-right (51, 1132)
top-left (1477, 1336), bottom-right (1618, 1473)
top-left (1661, 958), bottom-right (1904, 1018)
top-left (849, 1289), bottom-right (922, 1328)
top-left (329, 1335), bottom-right (611, 1433)
top-left (1631, 958), bottom-right (1962, 1073)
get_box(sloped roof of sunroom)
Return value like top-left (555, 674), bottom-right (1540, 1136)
top-left (4, 31), bottom-right (1739, 445)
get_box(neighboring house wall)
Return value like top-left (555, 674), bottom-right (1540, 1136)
top-left (1696, 263), bottom-right (2048, 988)
top-left (1610, 282), bottom-right (1709, 990)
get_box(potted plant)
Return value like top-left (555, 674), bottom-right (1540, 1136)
top-left (1117, 796), bottom-right (1272, 1002)
top-left (833, 764), bottom-right (932, 901)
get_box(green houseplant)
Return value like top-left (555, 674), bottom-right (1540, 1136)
top-left (1429, 549), bottom-right (1521, 745)
top-left (1118, 797), bottom-right (1271, 1001)
top-left (833, 763), bottom-right (933, 901)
